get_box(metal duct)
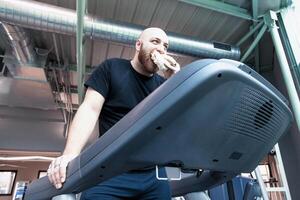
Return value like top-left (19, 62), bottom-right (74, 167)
top-left (0, 22), bottom-right (36, 64)
top-left (0, 22), bottom-right (47, 82)
top-left (0, 0), bottom-right (240, 60)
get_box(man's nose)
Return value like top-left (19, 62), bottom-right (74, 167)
top-left (156, 45), bottom-right (166, 54)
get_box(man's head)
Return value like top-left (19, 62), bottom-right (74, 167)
top-left (132, 27), bottom-right (169, 76)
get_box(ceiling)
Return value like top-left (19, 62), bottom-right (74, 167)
top-left (0, 0), bottom-right (287, 68)
top-left (0, 0), bottom-right (290, 155)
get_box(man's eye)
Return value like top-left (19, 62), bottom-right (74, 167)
top-left (152, 40), bottom-right (159, 44)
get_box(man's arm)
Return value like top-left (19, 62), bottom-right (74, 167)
top-left (47, 87), bottom-right (105, 189)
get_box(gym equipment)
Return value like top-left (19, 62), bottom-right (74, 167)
top-left (24, 59), bottom-right (292, 200)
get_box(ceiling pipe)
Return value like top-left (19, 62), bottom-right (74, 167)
top-left (0, 0), bottom-right (240, 60)
top-left (0, 22), bottom-right (36, 64)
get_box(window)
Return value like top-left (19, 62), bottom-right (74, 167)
top-left (0, 170), bottom-right (17, 195)
top-left (37, 171), bottom-right (47, 179)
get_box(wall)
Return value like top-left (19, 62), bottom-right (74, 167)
top-left (0, 161), bottom-right (50, 200)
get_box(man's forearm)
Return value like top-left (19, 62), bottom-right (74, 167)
top-left (63, 102), bottom-right (99, 156)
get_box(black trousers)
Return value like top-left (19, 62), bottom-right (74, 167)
top-left (80, 168), bottom-right (171, 200)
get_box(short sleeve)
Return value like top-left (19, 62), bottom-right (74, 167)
top-left (84, 60), bottom-right (111, 98)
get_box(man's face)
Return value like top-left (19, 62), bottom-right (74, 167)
top-left (138, 43), bottom-right (158, 74)
top-left (137, 29), bottom-right (169, 74)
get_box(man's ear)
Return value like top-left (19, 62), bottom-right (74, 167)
top-left (136, 40), bottom-right (142, 51)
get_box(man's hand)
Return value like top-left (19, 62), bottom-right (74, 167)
top-left (151, 51), bottom-right (180, 78)
top-left (161, 54), bottom-right (180, 78)
top-left (47, 154), bottom-right (77, 189)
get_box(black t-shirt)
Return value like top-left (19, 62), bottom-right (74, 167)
top-left (84, 58), bottom-right (165, 136)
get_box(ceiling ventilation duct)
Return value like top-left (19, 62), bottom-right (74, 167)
top-left (0, 0), bottom-right (240, 60)
top-left (0, 22), bottom-right (47, 82)
top-left (0, 23), bottom-right (56, 109)
top-left (1, 23), bottom-right (36, 64)
top-left (0, 23), bottom-right (65, 151)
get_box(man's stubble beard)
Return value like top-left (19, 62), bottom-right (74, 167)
top-left (138, 44), bottom-right (158, 74)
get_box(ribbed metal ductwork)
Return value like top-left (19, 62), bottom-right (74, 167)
top-left (0, 0), bottom-right (240, 60)
top-left (0, 22), bottom-right (36, 64)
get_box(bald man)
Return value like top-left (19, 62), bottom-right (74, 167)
top-left (47, 27), bottom-right (180, 200)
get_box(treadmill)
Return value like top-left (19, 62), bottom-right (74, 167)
top-left (24, 59), bottom-right (293, 200)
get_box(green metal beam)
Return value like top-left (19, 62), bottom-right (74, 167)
top-left (278, 9), bottom-right (300, 89)
top-left (179, 0), bottom-right (254, 21)
top-left (236, 20), bottom-right (263, 46)
top-left (252, 0), bottom-right (258, 20)
top-left (252, 0), bottom-right (260, 72)
top-left (280, 0), bottom-right (293, 8)
top-left (76, 0), bottom-right (86, 104)
top-left (265, 10), bottom-right (300, 132)
top-left (240, 24), bottom-right (267, 63)
top-left (68, 64), bottom-right (92, 74)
